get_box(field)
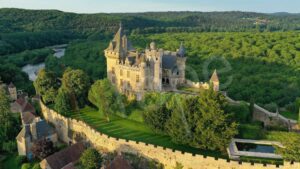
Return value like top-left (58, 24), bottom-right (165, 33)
top-left (68, 106), bottom-right (225, 158)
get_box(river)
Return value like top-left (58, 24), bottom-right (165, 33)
top-left (21, 46), bottom-right (66, 81)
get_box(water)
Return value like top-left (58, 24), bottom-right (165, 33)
top-left (22, 63), bottom-right (46, 81)
top-left (236, 142), bottom-right (276, 153)
top-left (53, 48), bottom-right (65, 58)
top-left (22, 46), bottom-right (66, 81)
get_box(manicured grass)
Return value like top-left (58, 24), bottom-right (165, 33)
top-left (68, 106), bottom-right (225, 158)
top-left (2, 153), bottom-right (21, 169)
top-left (279, 111), bottom-right (298, 120)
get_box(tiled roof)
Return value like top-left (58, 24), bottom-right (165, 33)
top-left (14, 98), bottom-right (35, 113)
top-left (21, 111), bottom-right (36, 124)
top-left (162, 54), bottom-right (177, 69)
top-left (44, 143), bottom-right (85, 169)
top-left (106, 155), bottom-right (132, 169)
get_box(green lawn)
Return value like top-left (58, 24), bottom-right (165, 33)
top-left (67, 106), bottom-right (225, 158)
top-left (279, 111), bottom-right (298, 120)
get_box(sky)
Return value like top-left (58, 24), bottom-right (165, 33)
top-left (0, 0), bottom-right (299, 13)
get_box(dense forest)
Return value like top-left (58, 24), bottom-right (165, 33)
top-left (1, 8), bottom-right (300, 35)
top-left (1, 8), bottom-right (300, 114)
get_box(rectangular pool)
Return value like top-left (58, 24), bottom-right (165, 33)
top-left (236, 142), bottom-right (276, 154)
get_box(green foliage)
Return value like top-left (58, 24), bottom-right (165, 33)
top-left (21, 163), bottom-right (32, 169)
top-left (225, 102), bottom-right (250, 123)
top-left (15, 155), bottom-right (27, 165)
top-left (131, 32), bottom-right (300, 110)
top-left (54, 88), bottom-right (72, 116)
top-left (32, 163), bottom-right (41, 169)
top-left (0, 88), bottom-right (21, 152)
top-left (2, 141), bottom-right (17, 153)
top-left (34, 69), bottom-right (58, 104)
top-left (143, 93), bottom-right (172, 133)
top-left (2, 8), bottom-right (300, 35)
top-left (267, 131), bottom-right (300, 162)
top-left (79, 148), bottom-right (103, 169)
top-left (46, 40), bottom-right (107, 80)
top-left (0, 31), bottom-right (77, 55)
top-left (143, 90), bottom-right (238, 152)
top-left (62, 68), bottom-right (90, 109)
top-left (88, 79), bottom-right (124, 121)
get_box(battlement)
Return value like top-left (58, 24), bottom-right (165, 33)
top-left (40, 101), bottom-right (299, 169)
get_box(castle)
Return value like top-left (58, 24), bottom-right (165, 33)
top-left (105, 24), bottom-right (219, 100)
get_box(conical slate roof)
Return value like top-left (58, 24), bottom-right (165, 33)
top-left (210, 69), bottom-right (219, 82)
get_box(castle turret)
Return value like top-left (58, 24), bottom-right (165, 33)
top-left (210, 69), bottom-right (219, 91)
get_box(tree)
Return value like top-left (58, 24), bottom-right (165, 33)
top-left (62, 68), bottom-right (90, 110)
top-left (0, 87), bottom-right (21, 151)
top-left (54, 87), bottom-right (71, 115)
top-left (34, 69), bottom-right (58, 104)
top-left (143, 92), bottom-right (172, 133)
top-left (79, 148), bottom-right (103, 169)
top-left (88, 79), bottom-right (119, 121)
top-left (31, 138), bottom-right (54, 159)
top-left (165, 90), bottom-right (238, 152)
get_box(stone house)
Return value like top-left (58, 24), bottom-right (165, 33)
top-left (16, 118), bottom-right (57, 159)
top-left (39, 143), bottom-right (85, 169)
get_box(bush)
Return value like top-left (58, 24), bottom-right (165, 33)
top-left (21, 163), bottom-right (32, 169)
top-left (225, 102), bottom-right (250, 123)
top-left (32, 163), bottom-right (41, 169)
top-left (16, 155), bottom-right (27, 165)
top-left (2, 141), bottom-right (17, 153)
top-left (80, 148), bottom-right (103, 169)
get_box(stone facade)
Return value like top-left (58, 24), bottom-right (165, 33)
top-left (105, 24), bottom-right (186, 100)
top-left (40, 102), bottom-right (300, 169)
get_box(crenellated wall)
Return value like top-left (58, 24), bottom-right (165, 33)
top-left (40, 101), bottom-right (300, 169)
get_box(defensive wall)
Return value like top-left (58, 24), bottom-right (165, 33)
top-left (40, 101), bottom-right (300, 169)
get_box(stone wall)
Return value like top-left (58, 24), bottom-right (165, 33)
top-left (225, 95), bottom-right (298, 130)
top-left (40, 102), bottom-right (300, 169)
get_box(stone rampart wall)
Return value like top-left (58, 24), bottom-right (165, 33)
top-left (40, 101), bottom-right (300, 169)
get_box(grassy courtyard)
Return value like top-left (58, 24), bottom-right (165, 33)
top-left (67, 106), bottom-right (225, 158)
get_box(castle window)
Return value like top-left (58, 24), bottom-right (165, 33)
top-left (177, 71), bottom-right (179, 75)
top-left (136, 75), bottom-right (140, 83)
top-left (120, 70), bottom-right (123, 76)
top-left (120, 79), bottom-right (123, 86)
top-left (127, 71), bottom-right (130, 78)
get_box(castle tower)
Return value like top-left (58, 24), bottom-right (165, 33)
top-left (104, 23), bottom-right (125, 84)
top-left (210, 69), bottom-right (219, 91)
top-left (149, 42), bottom-right (162, 91)
top-left (176, 42), bottom-right (187, 84)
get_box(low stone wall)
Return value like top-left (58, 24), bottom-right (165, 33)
top-left (40, 102), bottom-right (300, 169)
top-left (186, 79), bottom-right (209, 89)
top-left (225, 95), bottom-right (298, 130)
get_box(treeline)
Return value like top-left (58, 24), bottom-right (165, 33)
top-left (1, 8), bottom-right (300, 35)
top-left (0, 30), bottom-right (79, 55)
